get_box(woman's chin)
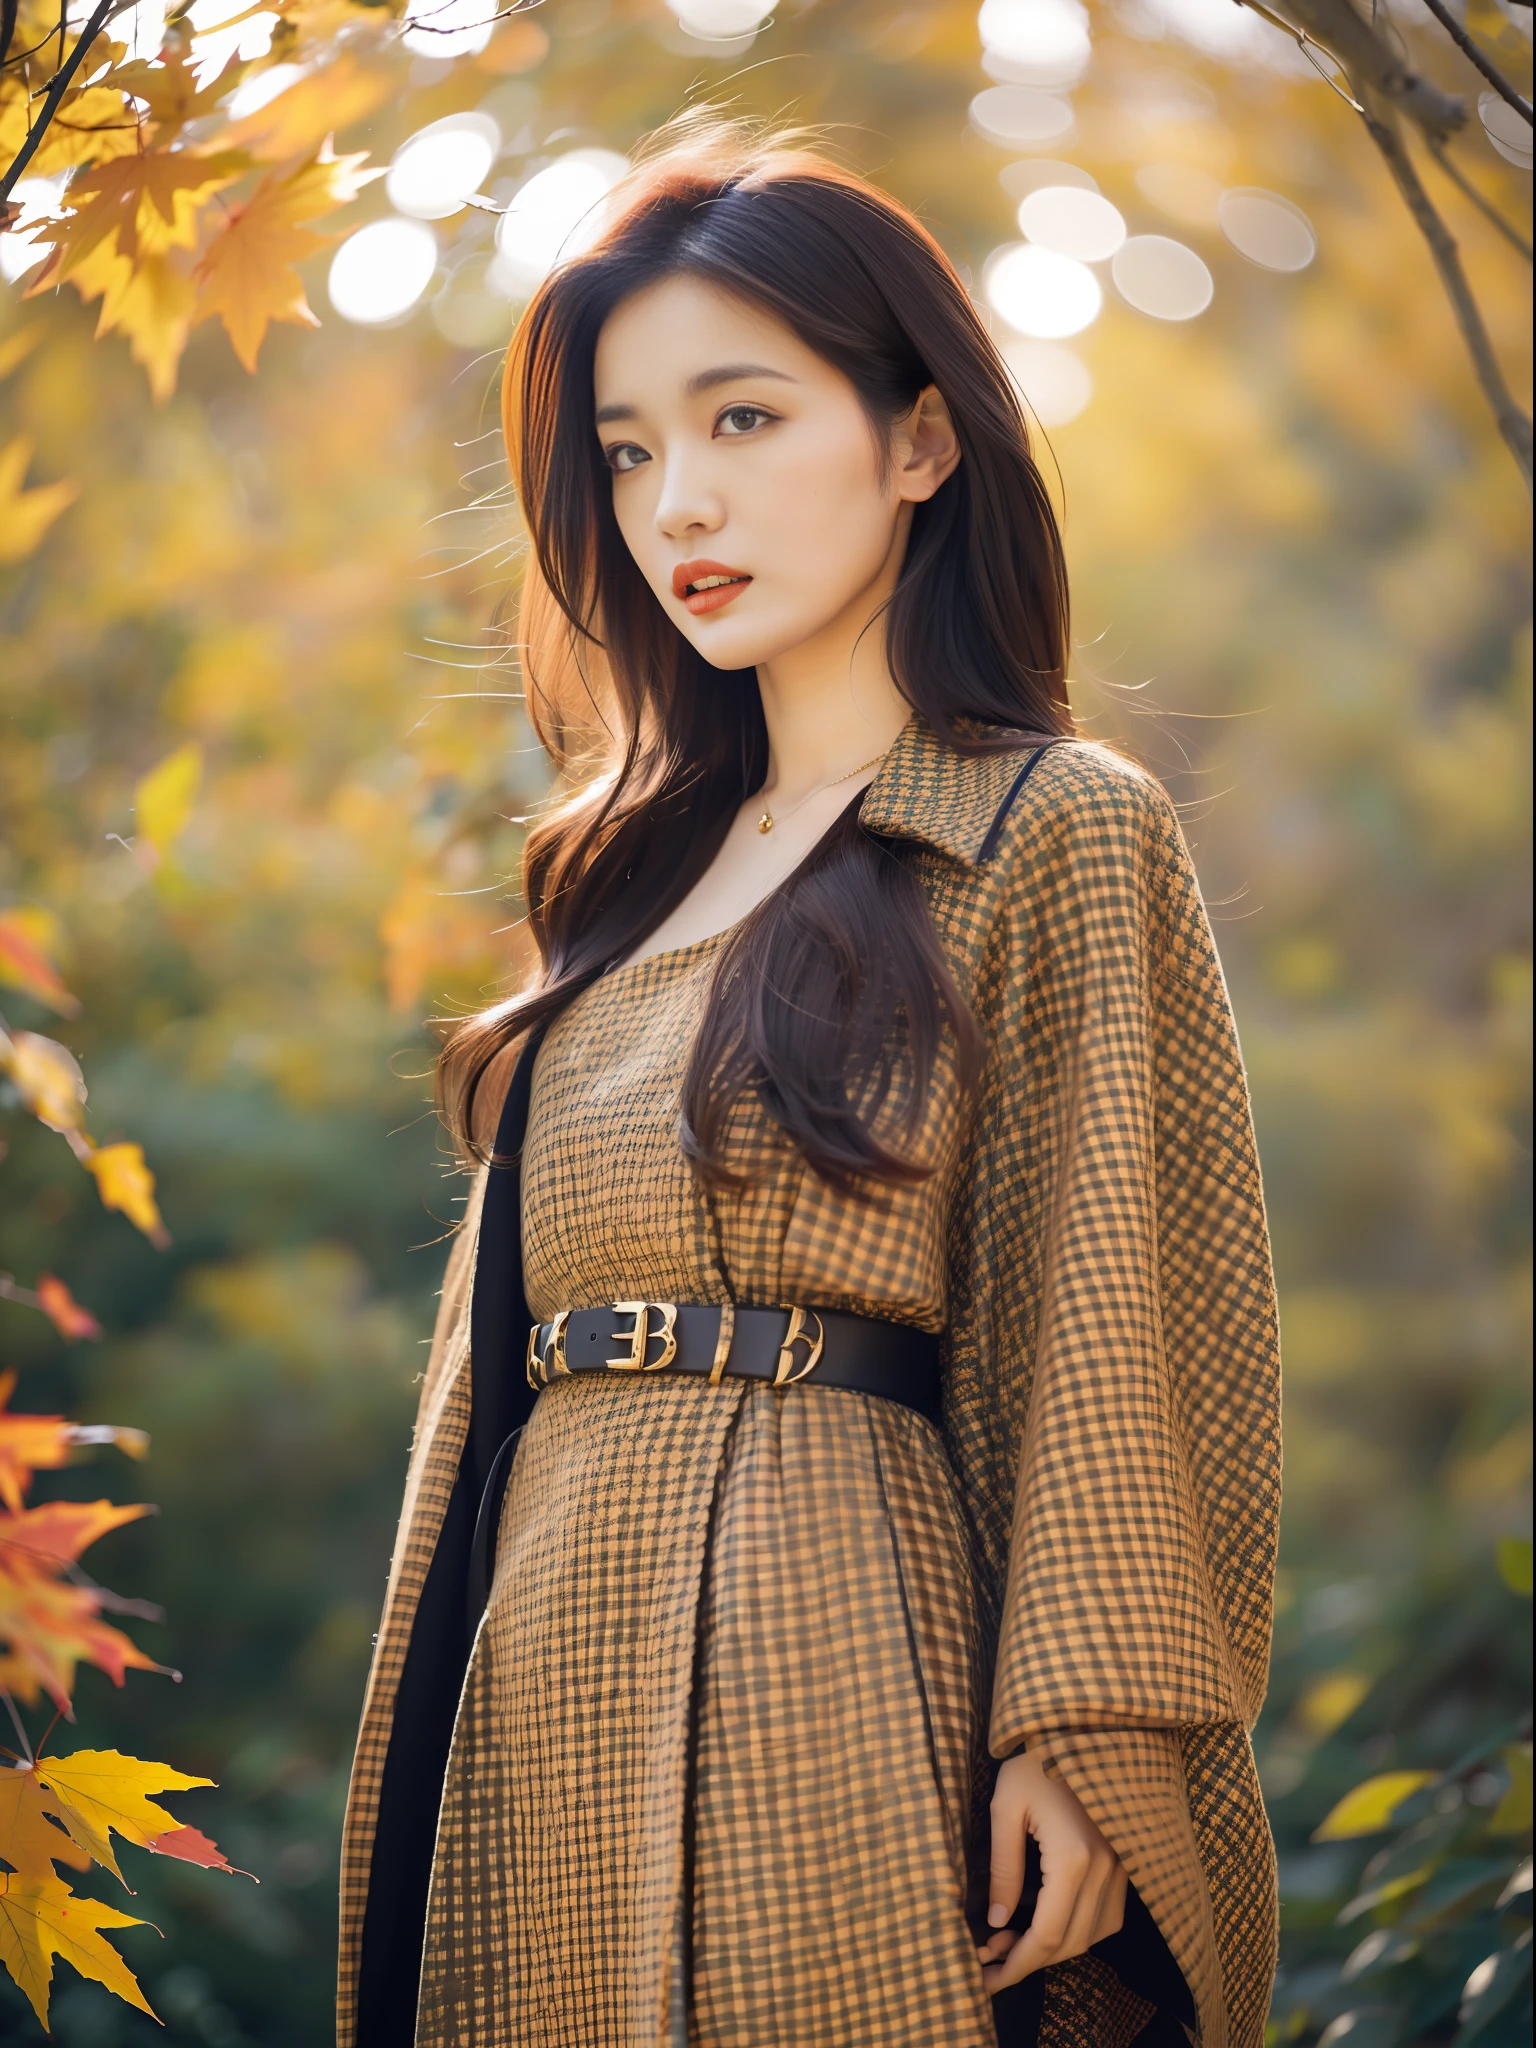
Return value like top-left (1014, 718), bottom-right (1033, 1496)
top-left (679, 608), bottom-right (822, 675)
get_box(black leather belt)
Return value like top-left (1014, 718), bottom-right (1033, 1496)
top-left (527, 1301), bottom-right (942, 1422)
top-left (466, 1303), bottom-right (942, 1630)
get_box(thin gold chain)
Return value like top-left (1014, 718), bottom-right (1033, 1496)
top-left (755, 750), bottom-right (887, 834)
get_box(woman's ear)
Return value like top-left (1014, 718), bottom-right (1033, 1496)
top-left (893, 384), bottom-right (962, 503)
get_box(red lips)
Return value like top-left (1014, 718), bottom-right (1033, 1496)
top-left (672, 558), bottom-right (753, 616)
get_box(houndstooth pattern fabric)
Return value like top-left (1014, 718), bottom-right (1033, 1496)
top-left (336, 721), bottom-right (1282, 2048)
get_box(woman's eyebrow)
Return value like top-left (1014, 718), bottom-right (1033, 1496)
top-left (685, 362), bottom-right (797, 396)
top-left (595, 363), bottom-right (796, 428)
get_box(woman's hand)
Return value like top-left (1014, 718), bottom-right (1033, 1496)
top-left (976, 1749), bottom-right (1128, 1991)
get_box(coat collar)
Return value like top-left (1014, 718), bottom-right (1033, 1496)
top-left (857, 714), bottom-right (1050, 867)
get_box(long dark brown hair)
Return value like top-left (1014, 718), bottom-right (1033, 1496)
top-left (440, 115), bottom-right (1074, 1190)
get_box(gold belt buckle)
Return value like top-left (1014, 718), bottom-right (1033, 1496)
top-left (772, 1307), bottom-right (825, 1386)
top-left (526, 1309), bottom-right (571, 1388)
top-left (607, 1301), bottom-right (679, 1372)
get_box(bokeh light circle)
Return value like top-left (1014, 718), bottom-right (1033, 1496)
top-left (969, 85), bottom-right (1075, 148)
top-left (1001, 159), bottom-right (1098, 201)
top-left (667, 0), bottom-right (773, 34)
top-left (1018, 186), bottom-right (1126, 263)
top-left (328, 218), bottom-right (439, 326)
top-left (985, 243), bottom-right (1102, 339)
top-left (0, 176), bottom-right (66, 283)
top-left (491, 150), bottom-right (628, 295)
top-left (1218, 187), bottom-right (1316, 272)
top-left (387, 114), bottom-right (501, 221)
top-left (1111, 235), bottom-right (1213, 320)
top-left (977, 0), bottom-right (1091, 87)
top-left (998, 337), bottom-right (1093, 426)
top-left (1479, 91), bottom-right (1533, 169)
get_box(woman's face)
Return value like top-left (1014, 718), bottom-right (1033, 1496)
top-left (592, 275), bottom-right (940, 674)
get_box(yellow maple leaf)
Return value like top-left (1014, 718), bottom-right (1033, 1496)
top-left (134, 740), bottom-right (202, 854)
top-left (28, 148), bottom-right (245, 283)
top-left (82, 1143), bottom-right (169, 1247)
top-left (0, 1028), bottom-right (87, 1134)
top-left (0, 1774), bottom-right (92, 1885)
top-left (23, 83), bottom-right (145, 176)
top-left (224, 54), bottom-right (395, 162)
top-left (32, 1751), bottom-right (213, 1886)
top-left (107, 49), bottom-right (239, 144)
top-left (55, 239), bottom-right (200, 406)
top-left (0, 1873), bottom-right (154, 2030)
top-left (194, 148), bottom-right (380, 373)
top-left (0, 439), bottom-right (77, 564)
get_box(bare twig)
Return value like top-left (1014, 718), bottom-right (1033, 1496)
top-left (1, 1691), bottom-right (33, 1766)
top-left (0, 0), bottom-right (118, 205)
top-left (1419, 0), bottom-right (1533, 124)
top-left (1365, 110), bottom-right (1533, 489)
top-left (1428, 137), bottom-right (1534, 260)
top-left (0, 0), bottom-right (18, 68)
top-left (1260, 0), bottom-right (1467, 138)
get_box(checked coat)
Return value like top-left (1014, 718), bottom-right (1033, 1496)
top-left (337, 718), bottom-right (1282, 2048)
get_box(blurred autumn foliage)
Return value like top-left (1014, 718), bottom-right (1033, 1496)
top-left (1, 0), bottom-right (1531, 2040)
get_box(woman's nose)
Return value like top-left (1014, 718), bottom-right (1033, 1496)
top-left (654, 451), bottom-right (723, 541)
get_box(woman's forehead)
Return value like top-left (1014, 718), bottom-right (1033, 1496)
top-left (592, 277), bottom-right (819, 403)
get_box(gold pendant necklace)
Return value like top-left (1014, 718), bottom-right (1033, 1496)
top-left (756, 750), bottom-right (887, 834)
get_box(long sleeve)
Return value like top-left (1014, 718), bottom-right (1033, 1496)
top-left (946, 747), bottom-right (1281, 2048)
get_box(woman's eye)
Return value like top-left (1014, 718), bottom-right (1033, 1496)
top-left (716, 404), bottom-right (773, 437)
top-left (605, 442), bottom-right (649, 473)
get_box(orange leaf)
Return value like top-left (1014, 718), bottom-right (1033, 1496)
top-left (34, 1277), bottom-right (103, 1344)
top-left (82, 1143), bottom-right (170, 1248)
top-left (0, 1499), bottom-right (153, 1571)
top-left (0, 1377), bottom-right (73, 1514)
top-left (0, 1558), bottom-right (162, 1711)
top-left (193, 148), bottom-right (380, 374)
top-left (0, 911), bottom-right (77, 1016)
top-left (147, 1823), bottom-right (250, 1877)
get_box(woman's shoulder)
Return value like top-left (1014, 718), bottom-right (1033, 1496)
top-left (993, 736), bottom-right (1182, 863)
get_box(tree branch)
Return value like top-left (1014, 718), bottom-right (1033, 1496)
top-left (0, 0), bottom-right (118, 204)
top-left (1258, 0), bottom-right (1468, 139)
top-left (1428, 136), bottom-right (1534, 260)
top-left (1364, 109), bottom-right (1533, 489)
top-left (1419, 0), bottom-right (1533, 124)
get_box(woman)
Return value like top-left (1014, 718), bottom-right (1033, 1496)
top-left (338, 119), bottom-right (1281, 2048)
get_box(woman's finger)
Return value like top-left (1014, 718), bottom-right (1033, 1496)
top-left (985, 1776), bottom-right (1028, 1931)
top-left (982, 1843), bottom-right (1089, 1988)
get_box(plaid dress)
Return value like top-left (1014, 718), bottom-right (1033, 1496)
top-left (338, 723), bottom-right (1282, 2048)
